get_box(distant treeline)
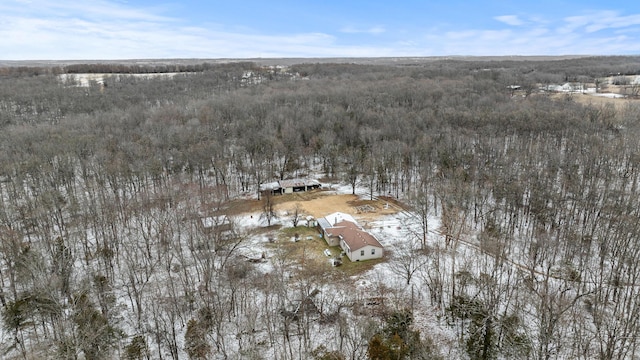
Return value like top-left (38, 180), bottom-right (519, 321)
top-left (2, 56), bottom-right (640, 80)
top-left (0, 66), bottom-right (62, 77)
top-left (0, 61), bottom-right (259, 77)
top-left (63, 62), bottom-right (256, 74)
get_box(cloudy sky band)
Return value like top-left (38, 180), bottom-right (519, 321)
top-left (1, 0), bottom-right (639, 59)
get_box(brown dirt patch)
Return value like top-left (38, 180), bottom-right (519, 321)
top-left (220, 189), bottom-right (402, 223)
top-left (274, 192), bottom-right (401, 222)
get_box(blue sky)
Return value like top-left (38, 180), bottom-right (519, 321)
top-left (2, 0), bottom-right (640, 60)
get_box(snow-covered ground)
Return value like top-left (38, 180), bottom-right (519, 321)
top-left (218, 182), bottom-right (460, 358)
top-left (58, 72), bottom-right (184, 86)
top-left (590, 92), bottom-right (626, 98)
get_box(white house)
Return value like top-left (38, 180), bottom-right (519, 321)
top-left (318, 212), bottom-right (383, 262)
top-left (317, 212), bottom-right (357, 246)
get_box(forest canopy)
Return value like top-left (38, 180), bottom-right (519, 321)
top-left (1, 57), bottom-right (640, 359)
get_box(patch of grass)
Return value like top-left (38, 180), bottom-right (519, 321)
top-left (273, 227), bottom-right (326, 258)
top-left (337, 257), bottom-right (385, 276)
top-left (250, 224), bottom-right (282, 236)
top-left (224, 198), bottom-right (261, 215)
top-left (269, 225), bottom-right (386, 278)
top-left (278, 226), bottom-right (320, 241)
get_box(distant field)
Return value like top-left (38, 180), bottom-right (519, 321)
top-left (58, 72), bottom-right (184, 86)
top-left (552, 92), bottom-right (637, 109)
top-left (0, 55), bottom-right (594, 68)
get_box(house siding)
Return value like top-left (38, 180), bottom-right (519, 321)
top-left (325, 235), bottom-right (340, 247)
top-left (341, 241), bottom-right (383, 261)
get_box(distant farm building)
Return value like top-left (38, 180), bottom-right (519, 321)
top-left (261, 178), bottom-right (321, 195)
top-left (318, 212), bottom-right (384, 262)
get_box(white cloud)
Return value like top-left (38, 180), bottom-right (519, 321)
top-left (426, 9), bottom-right (640, 56)
top-left (0, 0), bottom-right (340, 59)
top-left (495, 15), bottom-right (524, 26)
top-left (444, 29), bottom-right (512, 42)
top-left (423, 9), bottom-right (640, 56)
top-left (1, 0), bottom-right (640, 59)
top-left (0, 0), bottom-right (170, 23)
top-left (562, 11), bottom-right (640, 34)
top-left (340, 26), bottom-right (386, 35)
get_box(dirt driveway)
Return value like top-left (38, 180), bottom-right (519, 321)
top-left (274, 191), bottom-right (401, 222)
top-left (225, 189), bottom-right (403, 222)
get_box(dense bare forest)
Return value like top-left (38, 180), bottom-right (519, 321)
top-left (1, 57), bottom-right (640, 359)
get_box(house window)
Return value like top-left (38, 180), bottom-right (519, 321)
top-left (371, 249), bottom-right (375, 255)
top-left (360, 250), bottom-right (365, 256)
